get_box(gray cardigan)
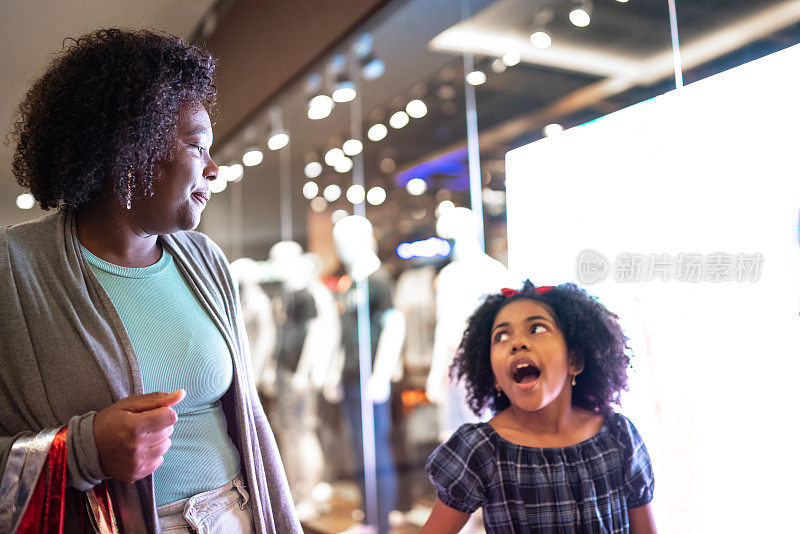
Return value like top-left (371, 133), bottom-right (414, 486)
top-left (0, 210), bottom-right (301, 533)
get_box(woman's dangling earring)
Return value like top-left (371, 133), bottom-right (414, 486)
top-left (571, 375), bottom-right (577, 387)
top-left (126, 166), bottom-right (133, 210)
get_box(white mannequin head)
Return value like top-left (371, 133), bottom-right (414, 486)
top-left (230, 257), bottom-right (262, 286)
top-left (332, 215), bottom-right (381, 281)
top-left (436, 207), bottom-right (482, 261)
top-left (268, 240), bottom-right (315, 290)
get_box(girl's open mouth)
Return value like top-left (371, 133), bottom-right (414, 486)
top-left (512, 362), bottom-right (541, 384)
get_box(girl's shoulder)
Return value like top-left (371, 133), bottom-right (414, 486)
top-left (441, 423), bottom-right (498, 457)
top-left (426, 423), bottom-right (498, 474)
top-left (604, 412), bottom-right (649, 455)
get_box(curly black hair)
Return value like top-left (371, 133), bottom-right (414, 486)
top-left (10, 28), bottom-right (216, 210)
top-left (450, 281), bottom-right (631, 416)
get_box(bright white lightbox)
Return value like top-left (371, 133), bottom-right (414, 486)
top-left (506, 44), bottom-right (800, 533)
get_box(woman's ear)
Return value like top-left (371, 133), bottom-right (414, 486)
top-left (568, 350), bottom-right (585, 376)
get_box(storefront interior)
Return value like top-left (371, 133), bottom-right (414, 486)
top-left (3, 1), bottom-right (799, 532)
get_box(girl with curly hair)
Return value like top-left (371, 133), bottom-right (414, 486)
top-left (421, 281), bottom-right (657, 533)
top-left (0, 29), bottom-right (300, 533)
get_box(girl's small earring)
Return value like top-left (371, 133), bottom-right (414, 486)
top-left (126, 166), bottom-right (133, 210)
top-left (571, 375), bottom-right (577, 387)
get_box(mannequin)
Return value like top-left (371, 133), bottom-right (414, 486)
top-left (426, 208), bottom-right (516, 440)
top-left (266, 240), bottom-right (339, 520)
top-left (332, 215), bottom-right (405, 534)
top-left (393, 263), bottom-right (436, 373)
top-left (229, 257), bottom-right (277, 396)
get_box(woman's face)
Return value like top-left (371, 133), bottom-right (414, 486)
top-left (135, 102), bottom-right (218, 235)
top-left (490, 298), bottom-right (581, 414)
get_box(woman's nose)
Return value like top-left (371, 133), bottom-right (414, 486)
top-left (205, 155), bottom-right (219, 180)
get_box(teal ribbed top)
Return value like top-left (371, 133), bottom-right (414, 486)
top-left (81, 245), bottom-right (240, 506)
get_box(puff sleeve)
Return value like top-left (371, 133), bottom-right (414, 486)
top-left (425, 423), bottom-right (495, 514)
top-left (617, 414), bottom-right (655, 508)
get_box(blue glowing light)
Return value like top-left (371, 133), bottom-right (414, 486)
top-left (396, 237), bottom-right (452, 260)
top-left (395, 147), bottom-right (468, 187)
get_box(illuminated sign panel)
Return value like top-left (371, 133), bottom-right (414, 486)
top-left (506, 44), bottom-right (800, 533)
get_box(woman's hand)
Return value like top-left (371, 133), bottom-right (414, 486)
top-left (93, 390), bottom-right (185, 484)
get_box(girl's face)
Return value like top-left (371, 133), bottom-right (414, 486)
top-left (490, 298), bottom-right (581, 414)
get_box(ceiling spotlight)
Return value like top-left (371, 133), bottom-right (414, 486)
top-left (406, 99), bottom-right (427, 118)
top-left (302, 181), bottom-right (319, 200)
top-left (465, 70), bottom-right (487, 86)
top-left (346, 184), bottom-right (365, 204)
top-left (334, 157), bottom-right (354, 173)
top-left (437, 84), bottom-right (456, 100)
top-left (569, 0), bottom-right (592, 27)
top-left (16, 193), bottom-right (35, 210)
top-left (325, 147), bottom-right (346, 166)
top-left (367, 123), bottom-right (388, 141)
top-left (491, 58), bottom-right (507, 73)
top-left (615, 0), bottom-right (629, 2)
top-left (360, 54), bottom-right (385, 80)
top-left (266, 107), bottom-right (289, 150)
top-left (501, 51), bottom-right (522, 67)
top-left (218, 165), bottom-right (230, 180)
top-left (379, 157), bottom-right (396, 173)
top-left (242, 148), bottom-right (263, 167)
top-left (353, 33), bottom-right (374, 58)
top-left (332, 78), bottom-right (357, 103)
top-left (366, 186), bottom-right (386, 206)
top-left (406, 178), bottom-right (427, 196)
top-left (304, 161), bottom-right (323, 179)
top-left (267, 130), bottom-right (289, 151)
top-left (389, 111), bottom-right (410, 129)
top-left (308, 94), bottom-right (334, 120)
top-left (354, 33), bottom-right (385, 80)
top-left (569, 8), bottom-right (590, 26)
top-left (343, 139), bottom-right (363, 156)
top-left (530, 31), bottom-right (552, 48)
top-left (210, 177), bottom-right (228, 194)
top-left (221, 163), bottom-right (243, 182)
top-left (310, 197), bottom-right (328, 213)
top-left (543, 123), bottom-right (565, 137)
top-left (323, 184), bottom-right (342, 202)
top-left (229, 163), bottom-right (244, 182)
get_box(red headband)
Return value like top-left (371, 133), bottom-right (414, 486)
top-left (500, 286), bottom-right (554, 298)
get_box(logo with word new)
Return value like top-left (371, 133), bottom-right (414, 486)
top-left (576, 249), bottom-right (610, 284)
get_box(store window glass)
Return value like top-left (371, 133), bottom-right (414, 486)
top-left (200, 1), bottom-right (799, 532)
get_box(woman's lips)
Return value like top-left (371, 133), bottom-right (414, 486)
top-left (191, 191), bottom-right (210, 204)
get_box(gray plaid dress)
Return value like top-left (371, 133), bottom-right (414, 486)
top-left (426, 412), bottom-right (653, 533)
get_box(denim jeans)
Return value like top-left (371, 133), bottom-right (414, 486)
top-left (156, 474), bottom-right (254, 533)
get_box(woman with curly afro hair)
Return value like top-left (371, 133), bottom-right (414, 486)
top-left (0, 29), bottom-right (301, 533)
top-left (421, 281), bottom-right (657, 534)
